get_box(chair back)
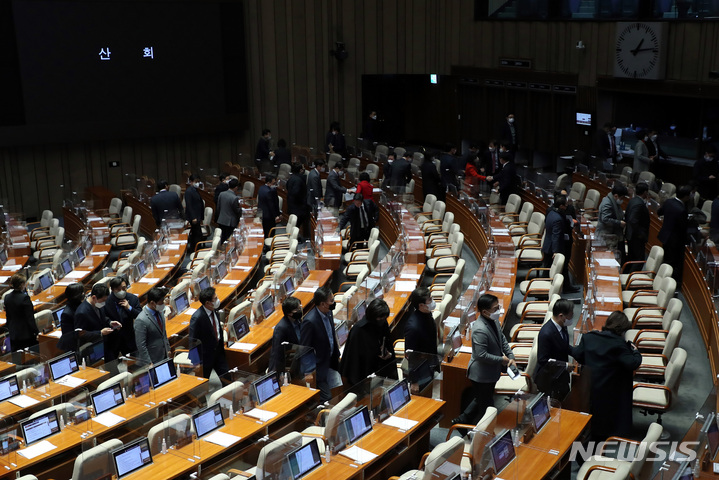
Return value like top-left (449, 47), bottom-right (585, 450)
top-left (441, 212), bottom-right (454, 234)
top-left (645, 245), bottom-right (664, 272)
top-left (584, 189), bottom-right (601, 210)
top-left (555, 174), bottom-right (569, 191)
top-left (638, 171), bottom-right (655, 185)
top-left (147, 414), bottom-right (192, 455)
top-left (527, 212), bottom-right (546, 236)
top-left (375, 145), bottom-right (389, 156)
top-left (432, 201), bottom-right (446, 222)
top-left (97, 372), bottom-right (132, 392)
top-left (367, 241), bottom-right (381, 271)
top-left (34, 310), bottom-right (53, 334)
top-left (454, 259), bottom-right (466, 283)
top-left (421, 436), bottom-right (464, 480)
top-left (15, 367), bottom-right (39, 386)
top-left (656, 277), bottom-right (676, 308)
top-left (108, 198), bottom-right (123, 216)
top-left (365, 164), bottom-right (379, 180)
top-left (505, 194), bottom-right (521, 214)
top-left (393, 147), bottom-right (406, 158)
top-left (470, 407), bottom-right (498, 478)
top-left (652, 263), bottom-right (673, 289)
top-left (665, 348), bottom-right (687, 394)
top-left (518, 202), bottom-right (534, 223)
top-left (526, 341), bottom-right (539, 383)
top-left (328, 153), bottom-right (342, 170)
top-left (121, 206), bottom-right (133, 225)
top-left (40, 210), bottom-right (54, 228)
top-left (662, 321), bottom-right (683, 358)
top-left (629, 422), bottom-right (662, 478)
top-left (29, 402), bottom-right (74, 421)
top-left (326, 392), bottom-right (358, 446)
top-left (662, 298), bottom-right (682, 328)
top-left (208, 381), bottom-right (246, 416)
top-left (549, 274), bottom-right (564, 297)
top-left (549, 254), bottom-right (565, 278)
top-left (72, 439), bottom-right (123, 480)
top-left (242, 181), bottom-right (255, 198)
top-left (451, 233), bottom-right (464, 257)
top-left (569, 182), bottom-right (587, 203)
top-left (422, 194), bottom-right (437, 213)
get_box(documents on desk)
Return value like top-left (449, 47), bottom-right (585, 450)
top-left (296, 286), bottom-right (318, 293)
top-left (94, 411), bottom-right (126, 427)
top-left (393, 281), bottom-right (416, 292)
top-left (8, 395), bottom-right (39, 408)
top-left (383, 416), bottom-right (418, 430)
top-left (244, 408), bottom-right (277, 422)
top-left (399, 273), bottom-right (421, 280)
top-left (156, 263), bottom-right (174, 268)
top-left (64, 270), bottom-right (86, 279)
top-left (228, 342), bottom-right (257, 351)
top-left (2, 264), bottom-right (22, 271)
top-left (55, 375), bottom-right (86, 388)
top-left (596, 275), bottom-right (619, 281)
top-left (47, 330), bottom-right (62, 338)
top-left (490, 286), bottom-right (512, 293)
top-left (458, 346), bottom-right (472, 355)
top-left (219, 279), bottom-right (241, 286)
top-left (203, 431), bottom-right (241, 447)
top-left (18, 440), bottom-right (57, 459)
top-left (166, 244), bottom-right (181, 250)
top-left (596, 258), bottom-right (620, 267)
top-left (340, 445), bottom-right (378, 464)
top-left (138, 277), bottom-right (159, 284)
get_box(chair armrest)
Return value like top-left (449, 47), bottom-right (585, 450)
top-left (349, 239), bottom-right (369, 251)
top-left (510, 326), bottom-right (541, 341)
top-left (30, 228), bottom-right (50, 240)
top-left (420, 219), bottom-right (442, 228)
top-left (585, 465), bottom-right (621, 476)
top-left (517, 233), bottom-right (542, 246)
top-left (621, 260), bottom-right (647, 274)
top-left (431, 273), bottom-right (454, 285)
top-left (337, 282), bottom-right (355, 293)
top-left (429, 244), bottom-right (452, 257)
top-left (524, 267), bottom-right (549, 281)
top-left (314, 408), bottom-right (330, 426)
top-left (522, 287), bottom-right (550, 301)
top-left (418, 452), bottom-right (431, 470)
top-left (518, 301), bottom-right (549, 321)
top-left (630, 307), bottom-right (666, 326)
top-left (349, 248), bottom-right (370, 262)
top-left (194, 239), bottom-right (215, 250)
top-left (445, 424), bottom-right (476, 440)
top-left (632, 383), bottom-right (672, 409)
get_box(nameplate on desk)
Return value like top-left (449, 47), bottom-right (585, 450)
top-left (8, 394), bottom-right (39, 408)
top-left (399, 273), bottom-right (421, 280)
top-left (138, 277), bottom-right (159, 284)
top-left (185, 308), bottom-right (197, 315)
top-left (493, 229), bottom-right (510, 235)
top-left (156, 263), bottom-right (174, 268)
top-left (244, 408), bottom-right (277, 422)
top-left (87, 216), bottom-right (102, 221)
top-left (233, 266), bottom-right (252, 271)
top-left (594, 310), bottom-right (614, 316)
top-left (55, 281), bottom-right (74, 287)
top-left (322, 253), bottom-right (341, 258)
top-left (408, 236), bottom-right (423, 240)
top-left (229, 342), bottom-right (257, 351)
top-left (203, 431), bottom-right (241, 447)
top-left (602, 297), bottom-right (621, 303)
top-left (248, 234), bottom-right (264, 238)
top-left (394, 281), bottom-right (416, 292)
top-left (490, 287), bottom-right (512, 293)
top-left (296, 286), bottom-right (318, 293)
top-left (47, 330), bottom-right (62, 338)
top-left (12, 242), bottom-right (29, 248)
top-left (339, 446), bottom-right (378, 464)
top-left (444, 316), bottom-right (460, 327)
top-left (325, 235), bottom-right (341, 242)
top-left (94, 411), bottom-right (126, 427)
top-left (55, 375), bottom-right (86, 388)
top-left (170, 240), bottom-right (185, 244)
top-left (91, 251), bottom-right (106, 256)
top-left (596, 275), bottom-right (619, 282)
top-left (383, 416), bottom-right (418, 430)
top-left (166, 244), bottom-right (181, 250)
top-left (596, 258), bottom-right (620, 267)
top-left (219, 279), bottom-right (241, 286)
top-left (64, 270), bottom-right (86, 279)
top-left (1, 265), bottom-right (21, 272)
top-left (458, 346), bottom-right (472, 354)
top-left (17, 440), bottom-right (56, 459)
top-left (0, 276), bottom-right (8, 283)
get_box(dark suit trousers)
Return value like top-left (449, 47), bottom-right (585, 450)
top-left (626, 238), bottom-right (646, 272)
top-left (457, 381), bottom-right (496, 424)
top-left (262, 217), bottom-right (275, 239)
top-left (203, 348), bottom-right (229, 379)
top-left (219, 224), bottom-right (235, 245)
top-left (188, 222), bottom-right (203, 253)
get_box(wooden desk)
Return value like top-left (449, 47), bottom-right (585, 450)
top-left (584, 251), bottom-right (623, 331)
top-left (127, 236), bottom-right (188, 299)
top-left (6, 218), bottom-right (31, 257)
top-left (313, 212), bottom-right (342, 271)
top-left (384, 264), bottom-right (425, 330)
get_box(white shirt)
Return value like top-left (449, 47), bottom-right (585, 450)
top-left (203, 306), bottom-right (221, 340)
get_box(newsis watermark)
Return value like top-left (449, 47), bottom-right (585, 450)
top-left (568, 440), bottom-right (700, 463)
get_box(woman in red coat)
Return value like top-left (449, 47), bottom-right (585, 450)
top-left (357, 172), bottom-right (374, 200)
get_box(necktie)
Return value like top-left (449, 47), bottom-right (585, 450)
top-left (153, 310), bottom-right (163, 332)
top-left (492, 152), bottom-right (497, 173)
top-left (210, 310), bottom-right (220, 341)
top-left (561, 327), bottom-right (568, 344)
top-left (610, 135), bottom-right (616, 157)
top-left (360, 205), bottom-right (367, 229)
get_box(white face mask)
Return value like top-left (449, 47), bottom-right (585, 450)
top-left (213, 298), bottom-right (221, 309)
top-left (114, 290), bottom-right (126, 300)
top-left (508, 118), bottom-right (515, 124)
top-left (650, 135), bottom-right (657, 141)
top-left (489, 311), bottom-right (501, 321)
top-left (489, 147), bottom-right (496, 152)
top-left (427, 300), bottom-right (436, 311)
top-left (95, 301), bottom-right (106, 309)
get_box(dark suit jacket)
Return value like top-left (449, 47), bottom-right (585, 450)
top-left (494, 160), bottom-right (517, 203)
top-left (286, 173), bottom-right (308, 217)
top-left (381, 160), bottom-right (393, 189)
top-left (104, 292), bottom-right (142, 354)
top-left (307, 169), bottom-right (323, 206)
top-left (657, 197), bottom-right (688, 247)
top-left (499, 121), bottom-right (518, 149)
top-left (339, 317), bottom-right (395, 386)
top-left (573, 330), bottom-right (642, 438)
top-left (534, 321), bottom-right (572, 399)
top-left (339, 200), bottom-right (378, 246)
top-left (300, 307), bottom-right (340, 382)
top-left (324, 170), bottom-right (347, 208)
top-left (255, 137), bottom-right (271, 160)
top-left (440, 153), bottom-right (459, 188)
top-left (74, 300), bottom-right (111, 344)
top-left (482, 150), bottom-right (500, 175)
top-left (189, 307), bottom-right (226, 377)
top-left (625, 196), bottom-right (649, 243)
top-left (5, 290), bottom-right (39, 349)
top-left (58, 304), bottom-right (79, 352)
top-left (693, 157), bottom-right (719, 200)
top-left (150, 190), bottom-right (183, 226)
top-left (326, 131), bottom-right (346, 156)
top-left (390, 158), bottom-right (412, 189)
top-left (257, 184), bottom-right (280, 220)
top-left (273, 147), bottom-right (292, 167)
top-left (214, 182), bottom-right (229, 210)
top-left (269, 316), bottom-right (301, 377)
top-left (184, 185), bottom-right (204, 224)
top-left (420, 160), bottom-right (443, 200)
top-left (404, 310), bottom-right (438, 356)
top-left (542, 208), bottom-right (566, 256)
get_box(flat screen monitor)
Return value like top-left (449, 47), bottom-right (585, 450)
top-left (342, 406), bottom-right (372, 446)
top-left (149, 358), bottom-right (177, 389)
top-left (530, 395), bottom-right (551, 433)
top-left (299, 260), bottom-right (310, 280)
top-left (192, 403), bottom-right (224, 439)
top-left (335, 321), bottom-right (349, 347)
top-left (150, 248), bottom-right (160, 264)
top-left (226, 247), bottom-right (237, 265)
top-left (91, 382), bottom-right (125, 415)
top-left (576, 112), bottom-right (592, 126)
top-left (82, 341), bottom-right (105, 365)
top-left (112, 437), bottom-right (153, 478)
top-left (49, 351), bottom-right (79, 381)
top-left (283, 276), bottom-right (295, 296)
top-left (60, 259), bottom-right (72, 276)
top-left (0, 375), bottom-right (20, 402)
top-left (20, 410), bottom-right (60, 445)
top-left (174, 292), bottom-right (190, 314)
top-left (38, 272), bottom-right (53, 292)
top-left (260, 294), bottom-right (274, 318)
top-left (34, 365), bottom-right (49, 386)
top-left (355, 300), bottom-right (366, 323)
top-left (74, 247), bottom-right (85, 263)
top-left (136, 260), bottom-right (147, 278)
top-left (232, 315), bottom-right (249, 341)
top-left (385, 380), bottom-right (411, 415)
top-left (286, 439), bottom-right (322, 480)
top-left (198, 275), bottom-right (211, 292)
top-left (132, 371), bottom-right (151, 397)
top-left (216, 260), bottom-right (227, 280)
top-left (672, 464), bottom-right (693, 480)
top-left (253, 372), bottom-right (281, 405)
top-left (707, 413), bottom-right (719, 459)
top-left (489, 430), bottom-right (516, 475)
top-left (0, 249), bottom-right (7, 265)
top-left (52, 306), bottom-right (65, 327)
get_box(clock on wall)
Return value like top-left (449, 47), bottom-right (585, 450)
top-left (614, 22), bottom-right (667, 80)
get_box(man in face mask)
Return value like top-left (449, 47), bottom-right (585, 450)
top-left (184, 173), bottom-right (205, 253)
top-left (74, 282), bottom-right (122, 361)
top-left (300, 286), bottom-right (340, 401)
top-left (596, 183), bottom-right (628, 264)
top-left (269, 296), bottom-right (303, 380)
top-left (257, 173), bottom-right (282, 239)
top-left (105, 276), bottom-right (142, 355)
top-left (405, 287), bottom-right (439, 356)
top-left (693, 145), bottom-right (718, 202)
top-left (452, 294), bottom-right (515, 426)
top-left (190, 287), bottom-right (229, 379)
top-left (134, 287), bottom-right (171, 365)
top-left (534, 299), bottom-right (575, 401)
top-left (658, 185), bottom-right (692, 289)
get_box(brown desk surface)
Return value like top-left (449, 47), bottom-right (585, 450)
top-left (385, 264), bottom-right (425, 330)
top-left (127, 236), bottom-right (188, 299)
top-left (585, 250), bottom-right (623, 331)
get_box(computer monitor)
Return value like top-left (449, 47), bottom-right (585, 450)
top-left (60, 259), bottom-right (72, 277)
top-left (0, 375), bottom-right (20, 402)
top-left (489, 430), bottom-right (515, 475)
top-left (150, 247), bottom-right (160, 264)
top-left (355, 300), bottom-right (366, 323)
top-left (283, 277), bottom-right (295, 296)
top-left (49, 351), bottom-right (79, 381)
top-left (82, 341), bottom-right (105, 366)
top-left (174, 292), bottom-right (190, 314)
top-left (136, 260), bottom-right (147, 278)
top-left (226, 247), bottom-right (238, 265)
top-left (192, 403), bottom-right (224, 439)
top-left (286, 439), bottom-right (322, 480)
top-left (299, 260), bottom-right (310, 280)
top-left (20, 410), bottom-right (60, 445)
top-left (335, 321), bottom-right (349, 347)
top-left (37, 272), bottom-right (53, 292)
top-left (672, 463), bottom-right (694, 480)
top-left (385, 380), bottom-right (411, 415)
top-left (0, 249), bottom-right (7, 265)
top-left (51, 306), bottom-right (65, 328)
top-left (260, 294), bottom-right (275, 319)
top-left (149, 358), bottom-right (177, 389)
top-left (253, 372), bottom-right (281, 405)
top-left (112, 437), bottom-right (153, 478)
top-left (197, 275), bottom-right (211, 292)
top-left (232, 315), bottom-right (250, 341)
top-left (215, 260), bottom-right (227, 280)
top-left (530, 394), bottom-right (551, 433)
top-left (576, 112), bottom-right (592, 126)
top-left (91, 383), bottom-right (125, 415)
top-left (132, 371), bottom-right (151, 397)
top-left (342, 406), bottom-right (373, 446)
top-left (74, 246), bottom-right (85, 264)
top-left (706, 413), bottom-right (719, 459)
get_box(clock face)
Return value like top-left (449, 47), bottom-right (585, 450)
top-left (614, 22), bottom-right (665, 80)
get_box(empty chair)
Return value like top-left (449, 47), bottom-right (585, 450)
top-left (620, 245), bottom-right (663, 289)
top-left (418, 201), bottom-right (446, 231)
top-left (624, 298), bottom-right (682, 352)
top-left (515, 275), bottom-right (563, 320)
top-left (71, 439), bottom-right (123, 480)
top-left (495, 340), bottom-right (537, 394)
top-left (277, 163), bottom-right (291, 181)
top-left (34, 310), bottom-right (53, 334)
top-left (394, 436), bottom-right (464, 480)
top-left (34, 227), bottom-right (64, 261)
top-left (512, 212), bottom-right (545, 248)
top-left (393, 147), bottom-right (406, 158)
top-left (555, 173), bottom-right (570, 191)
top-left (96, 371), bottom-right (132, 392)
top-left (147, 414), bottom-right (192, 455)
top-left (426, 233), bottom-right (463, 274)
top-left (632, 348), bottom-right (686, 424)
top-left (634, 321), bottom-right (683, 378)
top-left (365, 163), bottom-right (380, 181)
top-left (208, 381), bottom-right (246, 416)
top-left (446, 406), bottom-right (498, 477)
top-left (623, 277), bottom-right (676, 328)
top-left (499, 194), bottom-right (522, 223)
top-left (621, 263), bottom-right (672, 305)
top-left (506, 202), bottom-right (534, 236)
top-left (102, 198), bottom-right (123, 222)
top-left (344, 240), bottom-right (380, 279)
top-left (28, 402), bottom-right (74, 421)
top-left (583, 188), bottom-right (601, 223)
top-left (637, 171), bottom-right (655, 186)
top-left (518, 253), bottom-right (565, 296)
top-left (30, 218), bottom-right (59, 250)
top-left (242, 181), bottom-right (255, 199)
top-left (301, 392), bottom-right (357, 448)
top-left (414, 195), bottom-right (437, 219)
top-left (568, 182), bottom-right (587, 204)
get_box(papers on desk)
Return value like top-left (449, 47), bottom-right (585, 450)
top-left (185, 308), bottom-right (197, 316)
top-left (596, 258), bottom-right (620, 268)
top-left (399, 273), bottom-right (421, 280)
top-left (444, 316), bottom-right (460, 328)
top-left (595, 310), bottom-right (614, 317)
top-left (1, 264), bottom-right (22, 271)
top-left (156, 263), bottom-right (175, 268)
top-left (87, 216), bottom-right (102, 221)
top-left (233, 265), bottom-right (252, 271)
top-left (601, 297), bottom-right (621, 304)
top-left (8, 394), bottom-right (39, 408)
top-left (322, 253), bottom-right (341, 258)
top-left (32, 300), bottom-right (42, 306)
top-left (138, 277), bottom-right (159, 284)
top-left (170, 240), bottom-right (185, 244)
top-left (490, 286), bottom-right (512, 293)
top-left (458, 346), bottom-right (472, 354)
top-left (435, 460), bottom-right (460, 476)
top-left (12, 242), bottom-right (29, 248)
top-left (373, 188), bottom-right (382, 193)
top-left (18, 440), bottom-right (56, 459)
top-left (91, 250), bottom-right (106, 256)
top-left (296, 286), bottom-right (318, 293)
top-left (203, 431), bottom-right (241, 447)
top-left (64, 270), bottom-right (86, 279)
top-left (229, 342), bottom-right (257, 351)
top-left (47, 330), bottom-right (62, 338)
top-left (166, 244), bottom-right (181, 250)
top-left (244, 408), bottom-right (277, 422)
top-left (383, 416), bottom-right (418, 430)
top-left (597, 275), bottom-right (619, 282)
top-left (55, 375), bottom-right (86, 388)
top-left (55, 280), bottom-right (74, 287)
top-left (393, 281), bottom-right (416, 292)
top-left (339, 445), bottom-right (378, 464)
top-left (94, 411), bottom-right (126, 427)
top-left (219, 279), bottom-right (241, 286)
top-left (0, 276), bottom-right (9, 283)
top-left (325, 234), bottom-right (341, 242)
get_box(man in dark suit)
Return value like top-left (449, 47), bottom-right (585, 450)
top-left (404, 287), bottom-right (438, 356)
top-left (541, 195), bottom-right (569, 270)
top-left (307, 159), bottom-right (324, 210)
top-left (534, 299), bottom-right (574, 401)
top-left (693, 145), bottom-right (718, 202)
top-left (596, 183), bottom-right (627, 264)
top-left (287, 163), bottom-right (308, 241)
top-left (482, 140), bottom-right (500, 176)
top-left (300, 286), bottom-right (340, 402)
top-left (440, 145), bottom-right (460, 191)
top-left (184, 174), bottom-right (205, 253)
top-left (390, 152), bottom-right (412, 191)
top-left (325, 122), bottom-right (346, 157)
top-left (134, 287), bottom-right (171, 365)
top-left (452, 294), bottom-right (515, 425)
top-left (74, 283), bottom-right (121, 362)
top-left (189, 287), bottom-right (229, 379)
top-left (339, 194), bottom-right (378, 248)
top-left (658, 185), bottom-right (691, 289)
top-left (381, 152), bottom-right (395, 189)
top-left (498, 113), bottom-right (518, 155)
top-left (105, 276), bottom-right (142, 355)
top-left (273, 138), bottom-right (292, 168)
top-left (216, 178), bottom-right (241, 244)
top-left (5, 274), bottom-right (39, 351)
top-left (150, 180), bottom-right (184, 227)
top-left (324, 163), bottom-right (349, 216)
top-left (489, 153), bottom-right (517, 205)
top-left (421, 154), bottom-right (444, 201)
top-left (213, 174), bottom-right (229, 222)
top-left (269, 297), bottom-right (303, 380)
top-left (255, 129), bottom-right (273, 172)
top-left (625, 182), bottom-right (650, 271)
top-left (257, 174), bottom-right (281, 238)
top-left (597, 122), bottom-right (618, 173)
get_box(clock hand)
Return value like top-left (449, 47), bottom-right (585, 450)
top-left (633, 47), bottom-right (656, 53)
top-left (630, 38), bottom-right (645, 56)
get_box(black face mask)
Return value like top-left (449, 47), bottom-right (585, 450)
top-left (328, 302), bottom-right (337, 311)
top-left (291, 311), bottom-right (302, 321)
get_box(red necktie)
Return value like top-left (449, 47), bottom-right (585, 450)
top-left (153, 310), bottom-right (163, 332)
top-left (210, 311), bottom-right (219, 341)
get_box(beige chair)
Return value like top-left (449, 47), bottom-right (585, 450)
top-left (512, 212), bottom-right (545, 248)
top-left (209, 381), bottom-right (246, 416)
top-left (632, 348), bottom-right (687, 424)
top-left (446, 406), bottom-right (498, 477)
top-left (583, 189), bottom-right (601, 223)
top-left (343, 227), bottom-right (379, 257)
top-left (97, 372), bottom-right (132, 392)
top-left (71, 439), bottom-right (123, 480)
top-left (569, 182), bottom-right (587, 204)
top-left (623, 277), bottom-right (676, 328)
top-left (242, 181), bottom-right (255, 199)
top-left (417, 201), bottom-right (446, 230)
top-left (414, 195), bottom-right (437, 219)
top-left (266, 215), bottom-right (298, 248)
top-left (302, 393), bottom-right (357, 449)
top-left (499, 194), bottom-right (522, 223)
top-left (102, 198), bottom-right (123, 223)
top-left (426, 223), bottom-right (459, 249)
top-left (265, 234), bottom-right (299, 262)
top-left (495, 340), bottom-right (537, 394)
top-left (518, 254), bottom-right (565, 296)
top-left (29, 402), bottom-right (74, 421)
top-left (424, 211), bottom-right (454, 237)
top-left (394, 436), bottom-right (464, 480)
top-left (621, 263), bottom-right (672, 305)
top-left (31, 218), bottom-right (59, 250)
top-left (34, 310), bottom-right (53, 334)
top-left (506, 202), bottom-right (535, 236)
top-left (344, 240), bottom-right (380, 279)
top-left (429, 274), bottom-right (459, 302)
top-left (634, 321), bottom-right (683, 378)
top-left (515, 275), bottom-right (563, 320)
top-left (365, 163), bottom-right (380, 182)
top-left (147, 414), bottom-right (192, 455)
top-left (624, 298), bottom-right (682, 352)
top-left (426, 233), bottom-right (464, 274)
top-left (637, 171), bottom-right (655, 186)
top-left (620, 245), bottom-right (664, 289)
